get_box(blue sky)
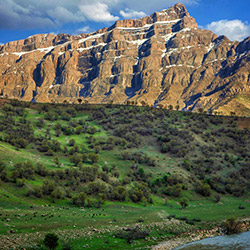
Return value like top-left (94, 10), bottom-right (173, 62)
top-left (0, 0), bottom-right (250, 44)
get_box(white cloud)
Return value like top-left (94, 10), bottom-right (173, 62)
top-left (116, 0), bottom-right (198, 13)
top-left (120, 9), bottom-right (146, 19)
top-left (206, 19), bottom-right (250, 41)
top-left (47, 6), bottom-right (85, 24)
top-left (0, 0), bottom-right (54, 29)
top-left (79, 3), bottom-right (119, 22)
top-left (0, 0), bottom-right (199, 30)
top-left (76, 26), bottom-right (91, 34)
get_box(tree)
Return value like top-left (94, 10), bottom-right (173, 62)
top-left (54, 156), bottom-right (60, 168)
top-left (72, 192), bottom-right (87, 207)
top-left (68, 139), bottom-right (75, 147)
top-left (179, 198), bottom-right (189, 209)
top-left (198, 108), bottom-right (203, 113)
top-left (75, 125), bottom-right (83, 135)
top-left (0, 162), bottom-right (6, 173)
top-left (94, 146), bottom-right (101, 153)
top-left (70, 153), bottom-right (82, 166)
top-left (88, 152), bottom-right (99, 164)
top-left (168, 105), bottom-right (173, 110)
top-left (214, 194), bottom-right (221, 203)
top-left (43, 233), bottom-right (59, 250)
top-left (197, 182), bottom-right (212, 197)
top-left (223, 218), bottom-right (242, 235)
top-left (77, 98), bottom-right (82, 104)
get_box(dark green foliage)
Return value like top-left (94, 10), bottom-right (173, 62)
top-left (69, 153), bottom-right (82, 166)
top-left (43, 233), bottom-right (59, 249)
top-left (179, 198), bottom-right (189, 209)
top-left (164, 184), bottom-right (182, 197)
top-left (115, 226), bottom-right (149, 243)
top-left (223, 218), bottom-right (243, 235)
top-left (11, 161), bottom-right (35, 181)
top-left (72, 192), bottom-right (87, 206)
top-left (196, 182), bottom-right (212, 197)
top-left (88, 152), bottom-right (99, 164)
top-left (0, 101), bottom-right (250, 206)
top-left (121, 151), bottom-right (156, 167)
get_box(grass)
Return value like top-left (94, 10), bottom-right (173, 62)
top-left (0, 101), bottom-right (249, 249)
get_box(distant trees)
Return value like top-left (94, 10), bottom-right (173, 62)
top-left (72, 192), bottom-right (87, 206)
top-left (11, 161), bottom-right (35, 182)
top-left (0, 162), bottom-right (7, 182)
top-left (196, 182), bottom-right (212, 197)
top-left (70, 153), bottom-right (82, 166)
top-left (88, 152), bottom-right (99, 164)
top-left (180, 198), bottom-right (189, 209)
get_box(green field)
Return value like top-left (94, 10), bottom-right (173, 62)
top-left (0, 100), bottom-right (250, 249)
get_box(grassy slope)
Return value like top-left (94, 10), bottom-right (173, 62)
top-left (0, 101), bottom-right (250, 249)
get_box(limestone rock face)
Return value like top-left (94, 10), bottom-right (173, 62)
top-left (0, 3), bottom-right (250, 115)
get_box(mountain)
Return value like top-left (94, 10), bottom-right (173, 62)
top-left (0, 3), bottom-right (250, 115)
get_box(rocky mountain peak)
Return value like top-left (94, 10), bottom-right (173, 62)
top-left (157, 3), bottom-right (190, 18)
top-left (0, 4), bottom-right (250, 115)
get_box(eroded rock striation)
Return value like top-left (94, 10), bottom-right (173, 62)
top-left (1, 3), bottom-right (250, 114)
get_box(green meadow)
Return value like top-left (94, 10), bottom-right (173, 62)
top-left (0, 100), bottom-right (249, 249)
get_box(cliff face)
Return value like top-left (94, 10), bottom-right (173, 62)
top-left (1, 3), bottom-right (250, 115)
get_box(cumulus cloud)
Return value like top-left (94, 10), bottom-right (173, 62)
top-left (120, 9), bottom-right (146, 19)
top-left (0, 0), bottom-right (54, 29)
top-left (76, 26), bottom-right (92, 34)
top-left (79, 3), bottom-right (119, 22)
top-left (0, 0), bottom-right (198, 30)
top-left (117, 0), bottom-right (198, 13)
top-left (206, 19), bottom-right (250, 41)
top-left (47, 6), bottom-right (85, 24)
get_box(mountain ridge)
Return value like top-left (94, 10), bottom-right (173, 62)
top-left (0, 3), bottom-right (250, 115)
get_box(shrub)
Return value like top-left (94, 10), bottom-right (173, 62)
top-left (223, 218), bottom-right (243, 235)
top-left (214, 194), bottom-right (221, 203)
top-left (16, 178), bottom-right (25, 187)
top-left (70, 153), bottom-right (82, 166)
top-left (115, 226), bottom-right (149, 243)
top-left (43, 233), bottom-right (59, 249)
top-left (196, 182), bottom-right (211, 197)
top-left (68, 139), bottom-right (75, 147)
top-left (72, 192), bottom-right (87, 207)
top-left (179, 198), bottom-right (189, 209)
top-left (88, 152), bottom-right (99, 164)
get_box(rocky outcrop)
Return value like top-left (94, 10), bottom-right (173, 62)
top-left (0, 3), bottom-right (250, 115)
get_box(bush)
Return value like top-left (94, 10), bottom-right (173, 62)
top-left (68, 139), bottom-right (75, 147)
top-left (16, 178), bottom-right (25, 187)
top-left (88, 152), bottom-right (99, 164)
top-left (179, 198), bottom-right (189, 209)
top-left (214, 194), bottom-right (221, 203)
top-left (70, 153), bottom-right (82, 166)
top-left (223, 218), bottom-right (243, 235)
top-left (43, 233), bottom-right (59, 249)
top-left (115, 226), bottom-right (149, 243)
top-left (196, 182), bottom-right (211, 197)
top-left (72, 192), bottom-right (87, 207)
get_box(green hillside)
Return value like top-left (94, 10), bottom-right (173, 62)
top-left (0, 99), bottom-right (250, 249)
